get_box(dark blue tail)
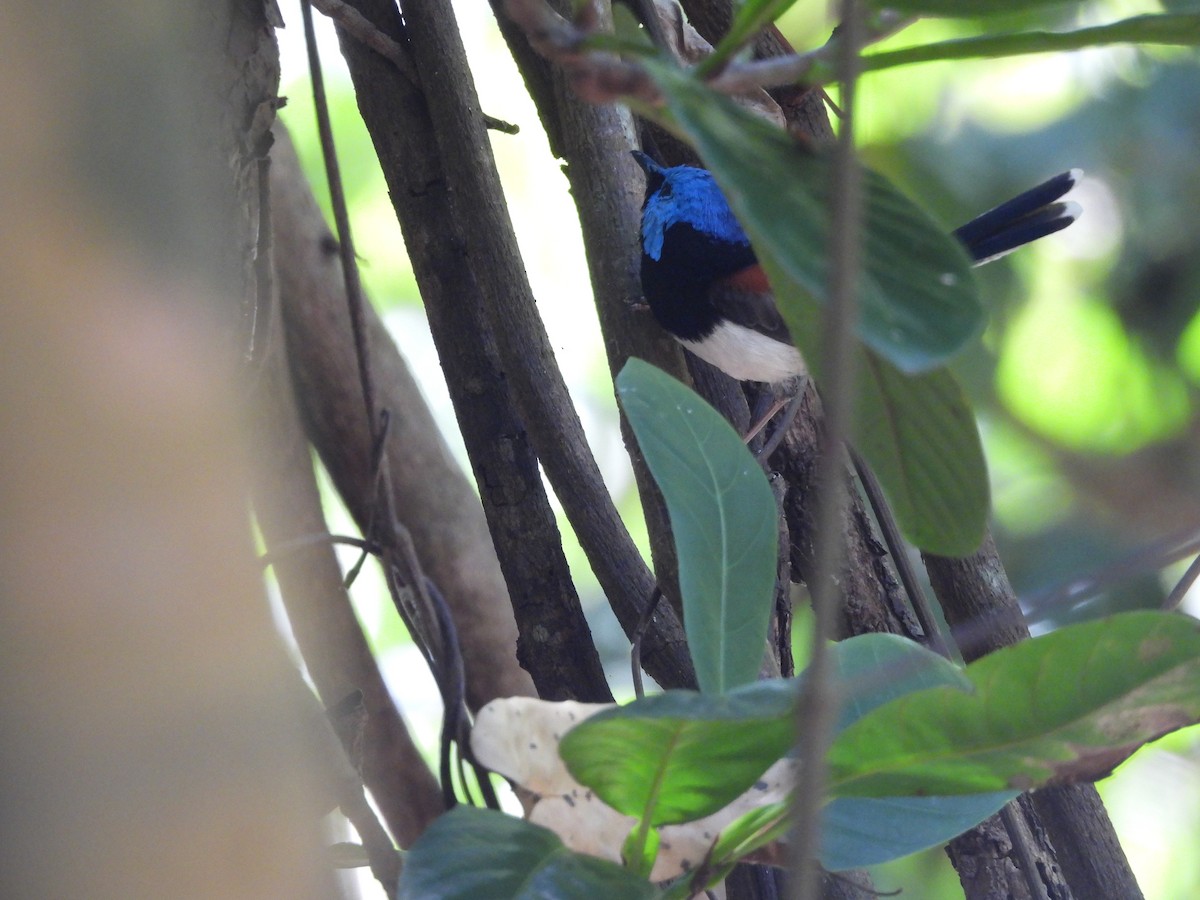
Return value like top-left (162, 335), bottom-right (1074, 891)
top-left (954, 169), bottom-right (1082, 264)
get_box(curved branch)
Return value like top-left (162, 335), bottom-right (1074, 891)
top-left (271, 125), bottom-right (538, 708)
top-left (337, 0), bottom-right (696, 690)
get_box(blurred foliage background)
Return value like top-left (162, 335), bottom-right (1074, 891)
top-left (275, 0), bottom-right (1200, 896)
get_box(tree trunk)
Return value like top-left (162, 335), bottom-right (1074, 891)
top-left (0, 1), bottom-right (336, 896)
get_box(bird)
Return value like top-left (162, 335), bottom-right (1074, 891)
top-left (632, 149), bottom-right (1081, 385)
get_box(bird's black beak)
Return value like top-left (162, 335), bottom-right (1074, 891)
top-left (631, 150), bottom-right (665, 196)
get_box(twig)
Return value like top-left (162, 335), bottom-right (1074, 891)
top-left (309, 0), bottom-right (519, 133)
top-left (850, 447), bottom-right (950, 659)
top-left (311, 0), bottom-right (417, 82)
top-left (258, 532), bottom-right (381, 568)
top-left (302, 0), bottom-right (471, 812)
top-left (482, 113), bottom-right (520, 134)
top-left (502, 0), bottom-right (662, 104)
top-left (1022, 525), bottom-right (1200, 619)
top-left (1164, 552), bottom-right (1200, 611)
top-left (505, 0), bottom-right (911, 106)
top-left (631, 586), bottom-right (665, 700)
top-left (303, 0), bottom-right (443, 660)
top-left (1000, 804), bottom-right (1053, 900)
top-left (789, 3), bottom-right (864, 898)
top-left (301, 0), bottom-right (377, 447)
top-left (709, 12), bottom-right (912, 95)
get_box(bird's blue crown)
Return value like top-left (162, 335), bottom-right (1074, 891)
top-left (640, 165), bottom-right (751, 262)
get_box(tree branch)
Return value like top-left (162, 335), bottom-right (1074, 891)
top-left (253, 129), bottom-right (447, 846)
top-left (271, 124), bottom-right (539, 709)
top-left (337, 0), bottom-right (696, 691)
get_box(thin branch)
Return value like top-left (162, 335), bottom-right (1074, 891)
top-left (302, 1), bottom-right (480, 817)
top-left (272, 122), bottom-right (535, 710)
top-left (301, 0), bottom-right (377, 448)
top-left (790, 3), bottom-right (864, 897)
top-left (503, 0), bottom-right (663, 104)
top-left (631, 586), bottom-right (665, 700)
top-left (1000, 805), bottom-right (1053, 900)
top-left (334, 0), bottom-right (623, 700)
top-left (259, 532), bottom-right (381, 567)
top-left (1164, 552), bottom-right (1200, 611)
top-left (709, 12), bottom-right (911, 94)
top-left (311, 0), bottom-right (418, 82)
top-left (850, 447), bottom-right (950, 660)
top-left (302, 0), bottom-right (447, 676)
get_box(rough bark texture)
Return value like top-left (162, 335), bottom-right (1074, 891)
top-left (489, 0), bottom-right (693, 628)
top-left (946, 797), bottom-right (1067, 900)
top-left (326, 0), bottom-right (616, 702)
top-left (336, 0), bottom-right (696, 693)
top-left (773, 384), bottom-right (923, 641)
top-left (0, 2), bottom-right (336, 897)
top-left (254, 125), bottom-right (447, 848)
top-left (271, 125), bottom-right (537, 710)
top-left (393, 0), bottom-right (697, 689)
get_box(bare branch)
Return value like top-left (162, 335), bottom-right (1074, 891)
top-left (271, 124), bottom-right (536, 708)
top-left (311, 0), bottom-right (417, 81)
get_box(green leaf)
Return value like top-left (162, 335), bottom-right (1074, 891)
top-left (861, 13), bottom-right (1200, 70)
top-left (559, 680), bottom-right (797, 826)
top-left (699, 793), bottom-right (1014, 884)
top-left (853, 353), bottom-right (989, 557)
top-left (617, 358), bottom-right (779, 693)
top-left (708, 800), bottom-right (791, 868)
top-left (397, 807), bottom-right (658, 900)
top-left (821, 635), bottom-right (1015, 869)
top-left (646, 61), bottom-right (982, 374)
top-left (821, 792), bottom-right (1016, 870)
top-left (768, 295), bottom-right (988, 556)
top-left (832, 632), bottom-right (971, 730)
top-left (700, 0), bottom-right (801, 74)
top-left (559, 634), bottom-right (967, 830)
top-left (621, 820), bottom-right (660, 879)
top-left (829, 611), bottom-right (1200, 797)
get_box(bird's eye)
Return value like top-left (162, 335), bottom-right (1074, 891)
top-left (658, 182), bottom-right (673, 200)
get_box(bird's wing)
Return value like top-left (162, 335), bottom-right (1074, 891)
top-left (708, 264), bottom-right (795, 345)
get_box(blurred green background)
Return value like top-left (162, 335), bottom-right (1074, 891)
top-left (275, 1), bottom-right (1200, 896)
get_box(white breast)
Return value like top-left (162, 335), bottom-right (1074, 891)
top-left (679, 321), bottom-right (806, 384)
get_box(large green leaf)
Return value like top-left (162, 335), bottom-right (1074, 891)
top-left (860, 13), bottom-right (1200, 71)
top-left (559, 680), bottom-right (797, 826)
top-left (647, 62), bottom-right (982, 375)
top-left (821, 792), bottom-right (1016, 870)
top-left (829, 611), bottom-right (1200, 796)
top-left (832, 631), bottom-right (970, 730)
top-left (397, 807), bottom-right (658, 900)
top-left (822, 636), bottom-right (1014, 869)
top-left (853, 352), bottom-right (989, 556)
top-left (617, 358), bottom-right (779, 693)
top-left (559, 634), bottom-right (966, 828)
top-left (770, 292), bottom-right (988, 556)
